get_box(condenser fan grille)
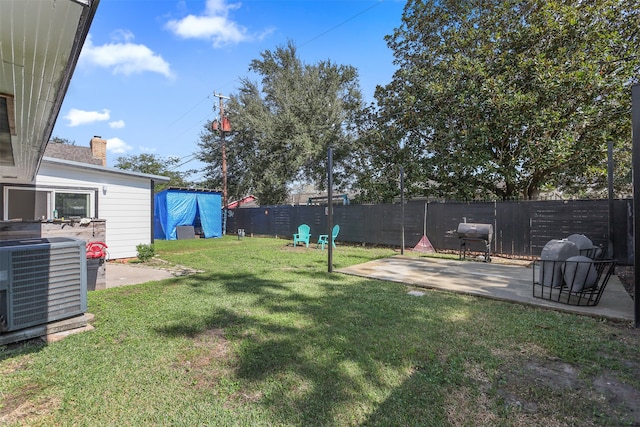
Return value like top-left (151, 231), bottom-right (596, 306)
top-left (0, 238), bottom-right (87, 332)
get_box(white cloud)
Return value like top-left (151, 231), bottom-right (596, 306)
top-left (80, 34), bottom-right (174, 78)
top-left (139, 146), bottom-right (157, 153)
top-left (111, 29), bottom-right (135, 43)
top-left (107, 137), bottom-right (133, 154)
top-left (165, 0), bottom-right (252, 47)
top-left (64, 108), bottom-right (110, 127)
top-left (109, 120), bottom-right (125, 129)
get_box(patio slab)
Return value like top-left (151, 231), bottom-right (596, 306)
top-left (106, 262), bottom-right (176, 288)
top-left (337, 255), bottom-right (634, 322)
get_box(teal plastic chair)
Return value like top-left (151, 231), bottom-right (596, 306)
top-left (293, 224), bottom-right (311, 248)
top-left (317, 224), bottom-right (339, 249)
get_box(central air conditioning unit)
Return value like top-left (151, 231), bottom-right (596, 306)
top-left (0, 237), bottom-right (87, 333)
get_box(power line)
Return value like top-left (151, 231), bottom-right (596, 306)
top-left (161, 94), bottom-right (211, 131)
top-left (299, 0), bottom-right (384, 49)
top-left (152, 1), bottom-right (384, 144)
top-left (167, 154), bottom-right (197, 171)
top-left (148, 1), bottom-right (386, 173)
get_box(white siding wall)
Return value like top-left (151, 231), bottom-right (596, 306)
top-left (36, 163), bottom-right (154, 259)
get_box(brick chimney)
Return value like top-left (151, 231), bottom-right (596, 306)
top-left (90, 136), bottom-right (107, 166)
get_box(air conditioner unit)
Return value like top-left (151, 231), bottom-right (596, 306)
top-left (0, 237), bottom-right (87, 333)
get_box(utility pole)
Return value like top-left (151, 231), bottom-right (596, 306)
top-left (213, 92), bottom-right (230, 209)
top-left (212, 92), bottom-right (231, 236)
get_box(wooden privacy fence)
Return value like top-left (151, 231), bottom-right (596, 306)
top-left (226, 199), bottom-right (633, 264)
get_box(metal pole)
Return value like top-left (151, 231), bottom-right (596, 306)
top-left (608, 141), bottom-right (614, 258)
top-left (327, 148), bottom-right (333, 273)
top-left (400, 166), bottom-right (405, 255)
top-left (631, 84), bottom-right (640, 328)
top-left (423, 202), bottom-right (427, 237)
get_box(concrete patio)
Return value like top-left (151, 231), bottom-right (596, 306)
top-left (337, 255), bottom-right (634, 322)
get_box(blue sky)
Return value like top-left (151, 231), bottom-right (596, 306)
top-left (52, 0), bottom-right (405, 181)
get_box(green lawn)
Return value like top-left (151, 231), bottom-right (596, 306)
top-left (1, 236), bottom-right (639, 426)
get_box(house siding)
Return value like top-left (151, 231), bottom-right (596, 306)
top-left (36, 162), bottom-right (153, 259)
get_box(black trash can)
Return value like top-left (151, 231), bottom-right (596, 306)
top-left (86, 241), bottom-right (108, 292)
top-left (86, 258), bottom-right (103, 292)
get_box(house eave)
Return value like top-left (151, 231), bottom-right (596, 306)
top-left (41, 157), bottom-right (171, 183)
top-left (0, 0), bottom-right (100, 185)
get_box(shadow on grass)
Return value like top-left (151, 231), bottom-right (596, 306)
top-left (359, 368), bottom-right (452, 426)
top-left (0, 338), bottom-right (47, 363)
top-left (153, 268), bottom-right (465, 425)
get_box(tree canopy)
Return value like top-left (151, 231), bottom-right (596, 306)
top-left (50, 136), bottom-right (76, 145)
top-left (196, 42), bottom-right (364, 205)
top-left (114, 153), bottom-right (193, 191)
top-left (355, 0), bottom-right (639, 201)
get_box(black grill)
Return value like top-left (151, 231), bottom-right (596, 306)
top-left (457, 223), bottom-right (493, 262)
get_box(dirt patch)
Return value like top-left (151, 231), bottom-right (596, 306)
top-left (172, 327), bottom-right (265, 409)
top-left (442, 325), bottom-right (640, 426)
top-left (497, 358), bottom-right (640, 425)
top-left (0, 383), bottom-right (61, 425)
top-left (616, 265), bottom-right (635, 300)
top-left (172, 327), bottom-right (234, 390)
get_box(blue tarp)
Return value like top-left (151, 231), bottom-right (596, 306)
top-left (154, 189), bottom-right (222, 240)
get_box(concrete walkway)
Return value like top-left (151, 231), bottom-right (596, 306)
top-left (105, 262), bottom-right (177, 288)
top-left (337, 255), bottom-right (634, 322)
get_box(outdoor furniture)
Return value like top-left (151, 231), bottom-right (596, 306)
top-left (532, 257), bottom-right (616, 306)
top-left (317, 224), bottom-right (340, 250)
top-left (293, 224), bottom-right (311, 248)
top-left (457, 223), bottom-right (493, 262)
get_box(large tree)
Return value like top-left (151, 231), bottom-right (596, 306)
top-left (197, 41), bottom-right (364, 205)
top-left (358, 0), bottom-right (639, 201)
top-left (114, 153), bottom-right (193, 191)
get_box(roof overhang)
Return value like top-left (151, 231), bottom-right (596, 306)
top-left (0, 0), bottom-right (100, 184)
top-left (41, 156), bottom-right (171, 183)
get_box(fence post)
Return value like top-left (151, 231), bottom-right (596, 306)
top-left (608, 141), bottom-right (614, 259)
top-left (632, 84), bottom-right (640, 328)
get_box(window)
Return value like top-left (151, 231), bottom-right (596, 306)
top-left (6, 189), bottom-right (49, 220)
top-left (4, 187), bottom-right (95, 220)
top-left (55, 192), bottom-right (90, 218)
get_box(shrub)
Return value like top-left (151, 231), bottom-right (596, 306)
top-left (136, 243), bottom-right (155, 262)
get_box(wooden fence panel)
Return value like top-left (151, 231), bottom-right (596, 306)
top-left (225, 199), bottom-right (632, 264)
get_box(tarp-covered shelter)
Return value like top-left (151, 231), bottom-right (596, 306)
top-left (154, 188), bottom-right (222, 240)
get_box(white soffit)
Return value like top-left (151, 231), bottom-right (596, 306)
top-left (0, 0), bottom-right (99, 184)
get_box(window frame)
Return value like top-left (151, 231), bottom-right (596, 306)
top-left (3, 185), bottom-right (97, 221)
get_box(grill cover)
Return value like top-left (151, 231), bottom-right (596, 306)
top-left (539, 239), bottom-right (580, 287)
top-left (457, 223), bottom-right (493, 243)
